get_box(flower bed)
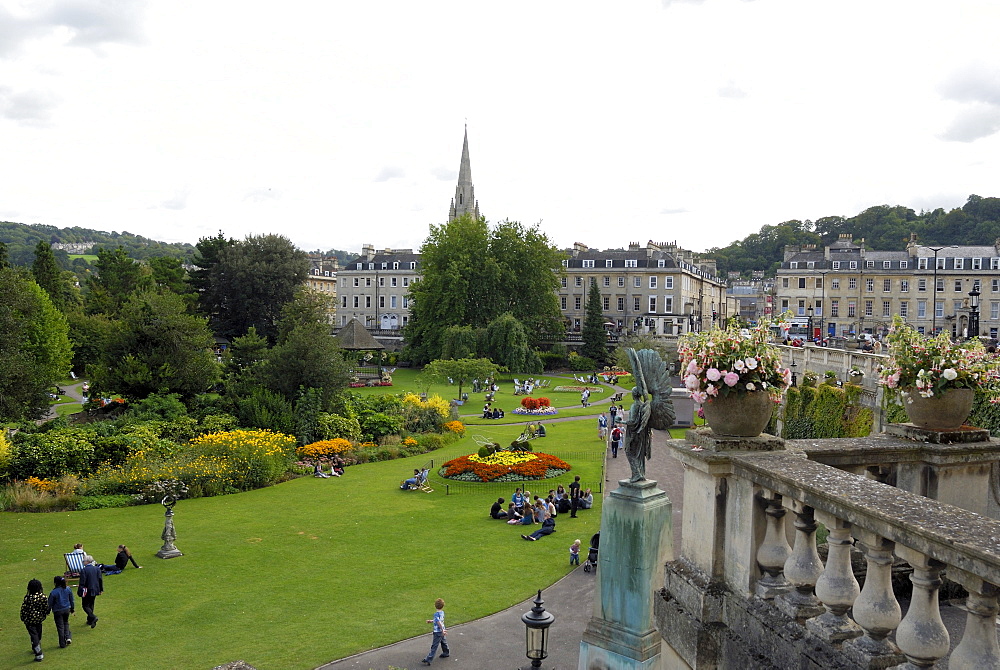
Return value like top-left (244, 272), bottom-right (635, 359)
top-left (552, 386), bottom-right (605, 393)
top-left (512, 407), bottom-right (559, 415)
top-left (441, 451), bottom-right (571, 482)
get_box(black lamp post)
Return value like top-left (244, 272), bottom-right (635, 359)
top-left (806, 305), bottom-right (814, 342)
top-left (521, 589), bottom-right (555, 669)
top-left (969, 287), bottom-right (981, 338)
top-left (929, 245), bottom-right (956, 335)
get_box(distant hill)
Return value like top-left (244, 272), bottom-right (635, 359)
top-left (0, 221), bottom-right (197, 269)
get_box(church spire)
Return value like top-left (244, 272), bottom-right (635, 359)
top-left (448, 125), bottom-right (481, 222)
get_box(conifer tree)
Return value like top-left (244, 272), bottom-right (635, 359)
top-left (581, 278), bottom-right (607, 365)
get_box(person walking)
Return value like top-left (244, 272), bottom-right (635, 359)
top-left (610, 425), bottom-right (623, 458)
top-left (420, 598), bottom-right (449, 665)
top-left (20, 578), bottom-right (49, 662)
top-left (77, 555), bottom-right (103, 628)
top-left (48, 575), bottom-right (74, 648)
top-left (609, 404), bottom-right (618, 426)
top-left (597, 413), bottom-right (608, 440)
top-left (570, 539), bottom-right (582, 566)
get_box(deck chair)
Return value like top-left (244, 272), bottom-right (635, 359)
top-left (64, 552), bottom-right (84, 584)
top-left (417, 463), bottom-right (434, 493)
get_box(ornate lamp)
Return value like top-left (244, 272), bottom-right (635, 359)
top-left (522, 589), bottom-right (555, 669)
top-left (969, 287), bottom-right (981, 338)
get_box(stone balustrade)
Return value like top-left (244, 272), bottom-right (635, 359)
top-left (657, 431), bottom-right (1000, 670)
top-left (778, 344), bottom-right (887, 390)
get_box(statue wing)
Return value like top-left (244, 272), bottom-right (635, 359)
top-left (630, 348), bottom-right (675, 431)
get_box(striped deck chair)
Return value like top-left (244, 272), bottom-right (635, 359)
top-left (64, 552), bottom-right (84, 584)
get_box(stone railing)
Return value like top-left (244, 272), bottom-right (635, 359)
top-left (658, 430), bottom-right (1000, 670)
top-left (778, 344), bottom-right (888, 390)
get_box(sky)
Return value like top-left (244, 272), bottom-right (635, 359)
top-left (1, 0), bottom-right (999, 256)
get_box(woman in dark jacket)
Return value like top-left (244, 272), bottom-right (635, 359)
top-left (20, 578), bottom-right (49, 661)
top-left (101, 544), bottom-right (142, 573)
top-left (48, 575), bottom-right (74, 648)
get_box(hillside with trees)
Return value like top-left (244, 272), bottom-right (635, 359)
top-left (706, 194), bottom-right (1000, 278)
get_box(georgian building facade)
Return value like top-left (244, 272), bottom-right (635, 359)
top-left (557, 241), bottom-right (728, 336)
top-left (305, 254), bottom-right (338, 324)
top-left (335, 245), bottom-right (420, 330)
top-left (776, 234), bottom-right (1000, 339)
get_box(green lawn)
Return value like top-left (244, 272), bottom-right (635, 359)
top-left (0, 417), bottom-right (605, 669)
top-left (67, 254), bottom-right (98, 262)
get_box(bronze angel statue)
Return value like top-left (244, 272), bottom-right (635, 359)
top-left (623, 348), bottom-right (675, 483)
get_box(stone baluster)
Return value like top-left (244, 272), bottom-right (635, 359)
top-left (844, 531), bottom-right (903, 667)
top-left (893, 546), bottom-right (949, 669)
top-left (776, 500), bottom-right (824, 620)
top-left (805, 514), bottom-right (862, 642)
top-left (948, 567), bottom-right (1000, 670)
top-left (755, 490), bottom-right (792, 599)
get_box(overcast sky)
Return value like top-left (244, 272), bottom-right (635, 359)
top-left (2, 0), bottom-right (999, 256)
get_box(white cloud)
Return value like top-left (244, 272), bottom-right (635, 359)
top-left (42, 0), bottom-right (148, 49)
top-left (718, 80), bottom-right (747, 99)
top-left (0, 87), bottom-right (59, 124)
top-left (430, 166), bottom-right (456, 181)
top-left (374, 166), bottom-right (405, 182)
top-left (938, 62), bottom-right (1000, 142)
top-left (939, 103), bottom-right (1000, 143)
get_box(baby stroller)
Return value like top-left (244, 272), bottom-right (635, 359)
top-left (583, 531), bottom-right (600, 573)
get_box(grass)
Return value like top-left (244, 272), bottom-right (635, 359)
top-left (0, 416), bottom-right (605, 669)
top-left (67, 254), bottom-right (98, 262)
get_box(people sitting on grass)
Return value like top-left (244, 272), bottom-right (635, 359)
top-left (401, 469), bottom-right (421, 489)
top-left (314, 462), bottom-right (330, 478)
top-left (509, 505), bottom-right (534, 525)
top-left (522, 515), bottom-right (556, 541)
top-left (99, 544), bottom-right (142, 574)
top-left (331, 456), bottom-right (345, 477)
top-left (580, 488), bottom-right (593, 509)
top-left (492, 408), bottom-right (504, 419)
top-left (554, 485), bottom-right (566, 502)
top-left (483, 403), bottom-right (492, 419)
top-left (490, 497), bottom-right (508, 519)
top-left (512, 488), bottom-right (525, 514)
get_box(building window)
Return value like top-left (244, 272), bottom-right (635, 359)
top-left (658, 259), bottom-right (666, 268)
top-left (883, 261), bottom-right (891, 269)
top-left (353, 296), bottom-right (359, 308)
top-left (936, 279), bottom-right (944, 292)
top-left (603, 277), bottom-right (610, 287)
top-left (390, 296), bottom-right (397, 308)
top-left (832, 261), bottom-right (841, 269)
top-left (992, 258), bottom-right (1000, 270)
top-left (850, 261), bottom-right (858, 269)
top-left (992, 302), bottom-right (1000, 320)
top-left (341, 296), bottom-right (347, 308)
top-left (575, 277), bottom-right (583, 287)
top-left (866, 260), bottom-right (875, 268)
top-left (618, 277), bottom-right (625, 287)
top-left (649, 276), bottom-right (657, 289)
top-left (918, 278), bottom-right (926, 291)
top-left (649, 297), bottom-right (657, 313)
top-left (378, 277), bottom-right (385, 287)
top-left (365, 296), bottom-right (371, 308)
top-left (368, 263), bottom-right (374, 270)
top-left (392, 261), bottom-right (399, 269)
top-left (617, 297), bottom-right (625, 311)
top-left (790, 261), bottom-right (798, 269)
top-left (402, 296), bottom-right (409, 308)
top-left (918, 258), bottom-right (928, 269)
top-left (848, 301), bottom-right (856, 317)
top-left (973, 258), bottom-right (982, 270)
top-left (831, 300), bottom-right (839, 317)
top-left (583, 260), bottom-right (595, 268)
top-left (865, 300), bottom-right (873, 317)
top-left (815, 278), bottom-right (823, 289)
top-left (900, 261), bottom-right (908, 269)
top-left (625, 259), bottom-right (637, 268)
top-left (365, 278), bottom-right (372, 287)
top-left (379, 296), bottom-right (385, 308)
top-left (797, 300), bottom-right (805, 316)
top-left (603, 296), bottom-right (610, 310)
top-left (866, 278), bottom-right (874, 292)
top-left (782, 278), bottom-right (789, 288)
top-left (955, 279), bottom-right (963, 292)
top-left (391, 277), bottom-right (397, 287)
top-left (807, 261), bottom-right (815, 269)
top-left (665, 277), bottom-right (673, 289)
top-left (356, 263), bottom-right (362, 270)
top-left (633, 297), bottom-right (640, 311)
top-left (917, 301), bottom-right (926, 318)
top-left (882, 301), bottom-right (891, 317)
top-left (403, 277), bottom-right (409, 287)
top-left (574, 319), bottom-right (581, 330)
top-left (575, 296), bottom-right (582, 310)
top-left (633, 277), bottom-right (641, 288)
top-left (665, 297), bottom-right (673, 312)
top-left (937, 257), bottom-right (946, 270)
top-left (606, 259), bottom-right (613, 268)
top-left (974, 279), bottom-right (981, 291)
top-left (849, 278), bottom-right (857, 290)
top-left (831, 278), bottom-right (840, 289)
top-left (561, 277), bottom-right (567, 288)
top-left (883, 279), bottom-right (891, 292)
top-left (954, 258), bottom-right (964, 269)
top-left (935, 301), bottom-right (944, 318)
top-left (798, 278), bottom-right (806, 289)
top-left (353, 278), bottom-right (360, 287)
top-left (562, 259), bottom-right (569, 268)
top-left (560, 297), bottom-right (567, 310)
top-left (380, 262), bottom-right (387, 270)
top-left (781, 300), bottom-right (789, 311)
top-left (900, 280), bottom-right (908, 292)
top-left (900, 301), bottom-right (908, 317)
top-left (993, 279), bottom-right (1000, 292)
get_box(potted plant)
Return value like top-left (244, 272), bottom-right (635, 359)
top-left (847, 366), bottom-right (865, 384)
top-left (678, 316), bottom-right (792, 437)
top-left (879, 316), bottom-right (999, 430)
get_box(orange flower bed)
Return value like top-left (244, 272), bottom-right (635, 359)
top-left (441, 451), bottom-right (571, 482)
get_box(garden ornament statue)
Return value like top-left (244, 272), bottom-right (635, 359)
top-left (156, 495), bottom-right (184, 559)
top-left (623, 348), bottom-right (675, 483)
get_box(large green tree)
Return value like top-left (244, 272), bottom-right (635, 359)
top-left (196, 234), bottom-right (308, 342)
top-left (581, 278), bottom-right (607, 365)
top-left (484, 313), bottom-right (536, 373)
top-left (260, 321), bottom-right (349, 408)
top-left (88, 292), bottom-right (220, 401)
top-left (86, 246), bottom-right (155, 315)
top-left (31, 241), bottom-right (66, 311)
top-left (0, 269), bottom-right (73, 421)
top-left (405, 215), bottom-right (562, 363)
top-left (422, 357), bottom-right (500, 401)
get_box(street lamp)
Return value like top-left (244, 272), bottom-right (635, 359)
top-left (521, 590), bottom-right (555, 669)
top-left (969, 287), bottom-right (981, 338)
top-left (928, 245), bottom-right (957, 335)
top-left (806, 305), bottom-right (814, 342)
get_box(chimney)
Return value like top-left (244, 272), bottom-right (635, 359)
top-left (361, 244), bottom-right (375, 261)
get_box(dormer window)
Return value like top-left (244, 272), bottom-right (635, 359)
top-left (409, 262), bottom-right (416, 270)
top-left (657, 259), bottom-right (665, 268)
top-left (883, 261), bottom-right (891, 269)
top-left (368, 263), bottom-right (374, 270)
top-left (790, 262), bottom-right (798, 269)
top-left (605, 259), bottom-right (613, 268)
top-left (356, 263), bottom-right (362, 270)
top-left (392, 262), bottom-right (399, 270)
top-left (582, 260), bottom-right (595, 268)
top-left (381, 262), bottom-right (387, 270)
top-left (625, 259), bottom-right (637, 268)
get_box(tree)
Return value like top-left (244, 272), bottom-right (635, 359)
top-left (196, 234), bottom-right (308, 342)
top-left (260, 321), bottom-right (349, 408)
top-left (0, 269), bottom-right (73, 421)
top-left (440, 325), bottom-right (478, 360)
top-left (32, 241), bottom-right (65, 311)
top-left (149, 256), bottom-right (195, 303)
top-left (423, 357), bottom-right (500, 400)
top-left (86, 246), bottom-right (154, 315)
top-left (88, 292), bottom-right (219, 401)
top-left (405, 215), bottom-right (563, 363)
top-left (276, 287), bottom-right (333, 345)
top-left (581, 278), bottom-right (607, 365)
top-left (484, 313), bottom-right (533, 373)
top-left (0, 241), bottom-right (9, 269)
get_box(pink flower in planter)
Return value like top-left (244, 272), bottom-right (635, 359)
top-left (684, 374), bottom-right (700, 391)
top-left (723, 372), bottom-right (739, 387)
top-left (691, 391), bottom-right (707, 404)
top-left (706, 368), bottom-right (721, 382)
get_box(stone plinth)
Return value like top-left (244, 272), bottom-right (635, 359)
top-left (686, 427), bottom-right (785, 452)
top-left (884, 422), bottom-right (990, 444)
top-left (579, 479), bottom-right (672, 670)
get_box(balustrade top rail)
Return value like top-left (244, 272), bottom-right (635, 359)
top-left (731, 451), bottom-right (1000, 585)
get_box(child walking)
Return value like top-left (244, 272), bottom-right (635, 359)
top-left (420, 597), bottom-right (450, 665)
top-left (20, 578), bottom-right (49, 662)
top-left (570, 539), bottom-right (581, 566)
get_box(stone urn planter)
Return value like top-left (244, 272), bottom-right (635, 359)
top-left (901, 388), bottom-right (975, 430)
top-left (702, 391), bottom-right (774, 437)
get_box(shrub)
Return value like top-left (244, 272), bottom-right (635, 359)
top-left (10, 429), bottom-right (98, 479)
top-left (442, 421), bottom-right (465, 434)
top-left (126, 392), bottom-right (189, 420)
top-left (536, 397), bottom-right (551, 408)
top-left (297, 438), bottom-right (353, 460)
top-left (197, 413), bottom-right (239, 435)
top-left (317, 412), bottom-right (363, 442)
top-left (521, 397), bottom-right (540, 411)
top-left (418, 434), bottom-right (445, 451)
top-left (234, 387), bottom-right (295, 434)
top-left (189, 430), bottom-right (296, 490)
top-left (1, 481), bottom-right (77, 512)
top-left (75, 495), bottom-right (135, 510)
top-left (0, 431), bottom-right (12, 478)
top-left (356, 411), bottom-right (403, 442)
top-left (568, 354), bottom-right (596, 371)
